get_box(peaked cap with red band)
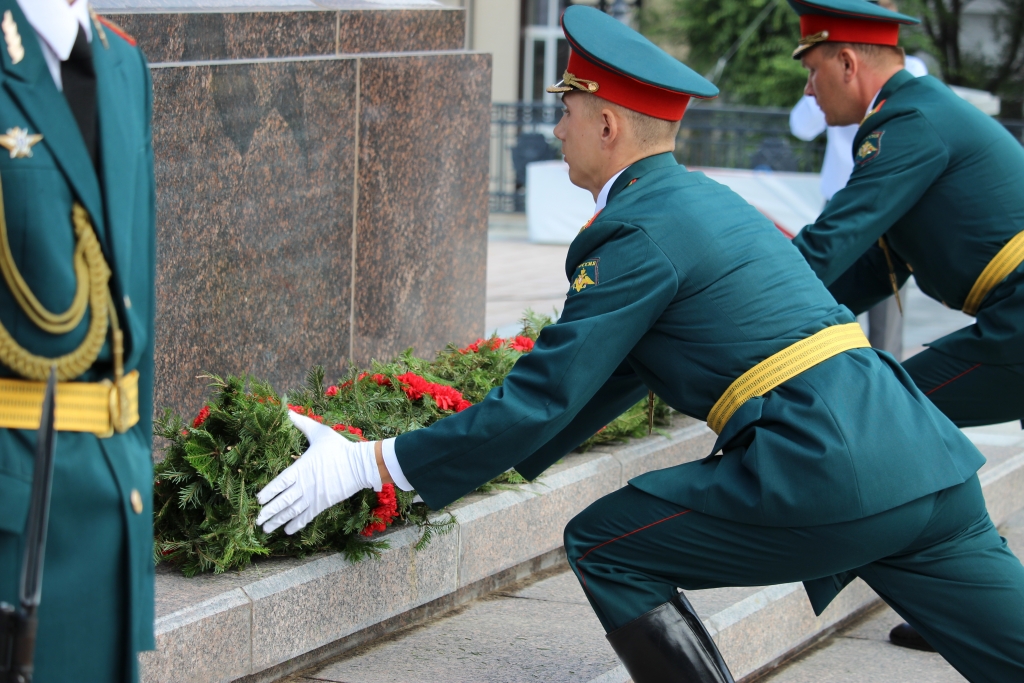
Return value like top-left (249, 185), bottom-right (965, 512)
top-left (547, 6), bottom-right (717, 122)
top-left (787, 0), bottom-right (919, 58)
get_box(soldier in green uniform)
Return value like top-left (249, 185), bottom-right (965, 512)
top-left (786, 0), bottom-right (1024, 651)
top-left (789, 0), bottom-right (1024, 429)
top-left (0, 0), bottom-right (156, 680)
top-left (257, 7), bottom-right (1024, 682)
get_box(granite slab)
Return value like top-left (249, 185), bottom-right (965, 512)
top-left (103, 8), bottom-right (465, 64)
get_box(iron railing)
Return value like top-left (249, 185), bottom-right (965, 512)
top-left (491, 102), bottom-right (1024, 213)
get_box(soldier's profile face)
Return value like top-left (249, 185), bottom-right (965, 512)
top-left (801, 47), bottom-right (859, 127)
top-left (553, 93), bottom-right (605, 193)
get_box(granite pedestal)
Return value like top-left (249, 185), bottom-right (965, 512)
top-left (94, 1), bottom-right (491, 416)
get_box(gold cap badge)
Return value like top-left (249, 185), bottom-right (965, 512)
top-left (0, 127), bottom-right (42, 158)
top-left (2, 11), bottom-right (23, 65)
top-left (792, 30), bottom-right (830, 58)
top-left (547, 71), bottom-right (600, 94)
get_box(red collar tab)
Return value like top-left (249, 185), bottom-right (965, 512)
top-left (96, 15), bottom-right (137, 47)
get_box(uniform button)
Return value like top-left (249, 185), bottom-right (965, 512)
top-left (130, 489), bottom-right (144, 514)
top-left (123, 295), bottom-right (132, 309)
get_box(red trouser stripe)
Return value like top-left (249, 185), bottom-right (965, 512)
top-left (926, 363), bottom-right (982, 396)
top-left (576, 509), bottom-right (691, 591)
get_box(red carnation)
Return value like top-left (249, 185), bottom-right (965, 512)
top-left (428, 383), bottom-right (463, 411)
top-left (308, 413), bottom-right (324, 424)
top-left (192, 405), bottom-right (211, 428)
top-left (489, 337), bottom-right (504, 350)
top-left (456, 399), bottom-right (472, 412)
top-left (325, 385), bottom-right (339, 397)
top-left (510, 336), bottom-right (534, 352)
top-left (287, 404), bottom-right (306, 415)
top-left (459, 338), bottom-right (486, 354)
top-left (396, 372), bottom-right (430, 401)
top-left (361, 484), bottom-right (399, 537)
top-left (372, 374), bottom-right (391, 387)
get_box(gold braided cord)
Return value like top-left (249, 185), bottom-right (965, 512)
top-left (0, 191), bottom-right (111, 381)
top-left (877, 236), bottom-right (903, 315)
top-left (962, 231), bottom-right (1024, 316)
top-left (0, 180), bottom-right (92, 333)
top-left (707, 323), bottom-right (870, 434)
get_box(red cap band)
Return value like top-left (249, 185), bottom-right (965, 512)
top-left (800, 14), bottom-right (900, 47)
top-left (566, 50), bottom-right (691, 122)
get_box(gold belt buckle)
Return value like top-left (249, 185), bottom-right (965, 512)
top-left (105, 379), bottom-right (132, 436)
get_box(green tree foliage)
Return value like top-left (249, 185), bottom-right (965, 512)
top-left (646, 0), bottom-right (808, 107)
top-left (903, 0), bottom-right (1024, 97)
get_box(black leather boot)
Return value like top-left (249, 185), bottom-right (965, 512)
top-left (889, 622), bottom-right (936, 652)
top-left (606, 593), bottom-right (736, 683)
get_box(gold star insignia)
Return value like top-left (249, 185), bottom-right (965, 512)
top-left (0, 127), bottom-right (43, 158)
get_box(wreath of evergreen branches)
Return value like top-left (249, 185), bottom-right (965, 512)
top-left (154, 311), bottom-right (669, 576)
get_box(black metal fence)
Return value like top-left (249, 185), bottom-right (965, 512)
top-left (491, 102), bottom-right (1024, 213)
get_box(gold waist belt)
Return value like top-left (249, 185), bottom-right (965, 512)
top-left (707, 323), bottom-right (870, 434)
top-left (962, 232), bottom-right (1024, 316)
top-left (0, 369), bottom-right (139, 437)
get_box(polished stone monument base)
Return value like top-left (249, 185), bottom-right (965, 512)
top-left (95, 1), bottom-right (491, 416)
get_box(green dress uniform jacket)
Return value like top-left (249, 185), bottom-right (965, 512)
top-left (0, 2), bottom-right (156, 679)
top-left (792, 69), bottom-right (1024, 365)
top-left (396, 152), bottom-right (984, 542)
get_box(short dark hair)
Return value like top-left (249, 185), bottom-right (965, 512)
top-left (574, 93), bottom-right (681, 151)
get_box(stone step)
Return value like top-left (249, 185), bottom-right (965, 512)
top-left (279, 422), bottom-right (1024, 683)
top-left (141, 416), bottom-right (719, 683)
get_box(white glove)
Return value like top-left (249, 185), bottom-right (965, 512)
top-left (256, 411), bottom-right (381, 535)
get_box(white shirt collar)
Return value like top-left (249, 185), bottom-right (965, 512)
top-left (17, 0), bottom-right (92, 91)
top-left (866, 89), bottom-right (882, 118)
top-left (594, 168), bottom-right (627, 213)
top-left (17, 0), bottom-right (91, 60)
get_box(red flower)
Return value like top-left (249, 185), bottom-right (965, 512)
top-left (510, 336), bottom-right (534, 352)
top-left (331, 423), bottom-right (366, 440)
top-left (455, 399), bottom-right (472, 412)
top-left (428, 383), bottom-right (463, 411)
top-left (308, 413), bottom-right (324, 424)
top-left (489, 337), bottom-right (505, 350)
top-left (372, 374), bottom-right (391, 387)
top-left (360, 484), bottom-right (399, 537)
top-left (339, 373), bottom-right (369, 390)
top-left (396, 372), bottom-right (430, 401)
top-left (325, 385), bottom-right (339, 397)
top-left (192, 405), bottom-right (211, 428)
top-left (459, 338), bottom-right (486, 354)
top-left (287, 404), bottom-right (306, 415)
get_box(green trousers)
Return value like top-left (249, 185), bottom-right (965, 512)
top-left (903, 348), bottom-right (1024, 427)
top-left (0, 440), bottom-right (130, 682)
top-left (564, 475), bottom-right (1024, 683)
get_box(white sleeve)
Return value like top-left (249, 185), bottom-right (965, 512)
top-left (789, 95), bottom-right (828, 141)
top-left (382, 438), bottom-right (415, 491)
top-left (905, 55), bottom-right (929, 78)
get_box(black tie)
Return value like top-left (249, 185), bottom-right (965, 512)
top-left (61, 26), bottom-right (98, 168)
